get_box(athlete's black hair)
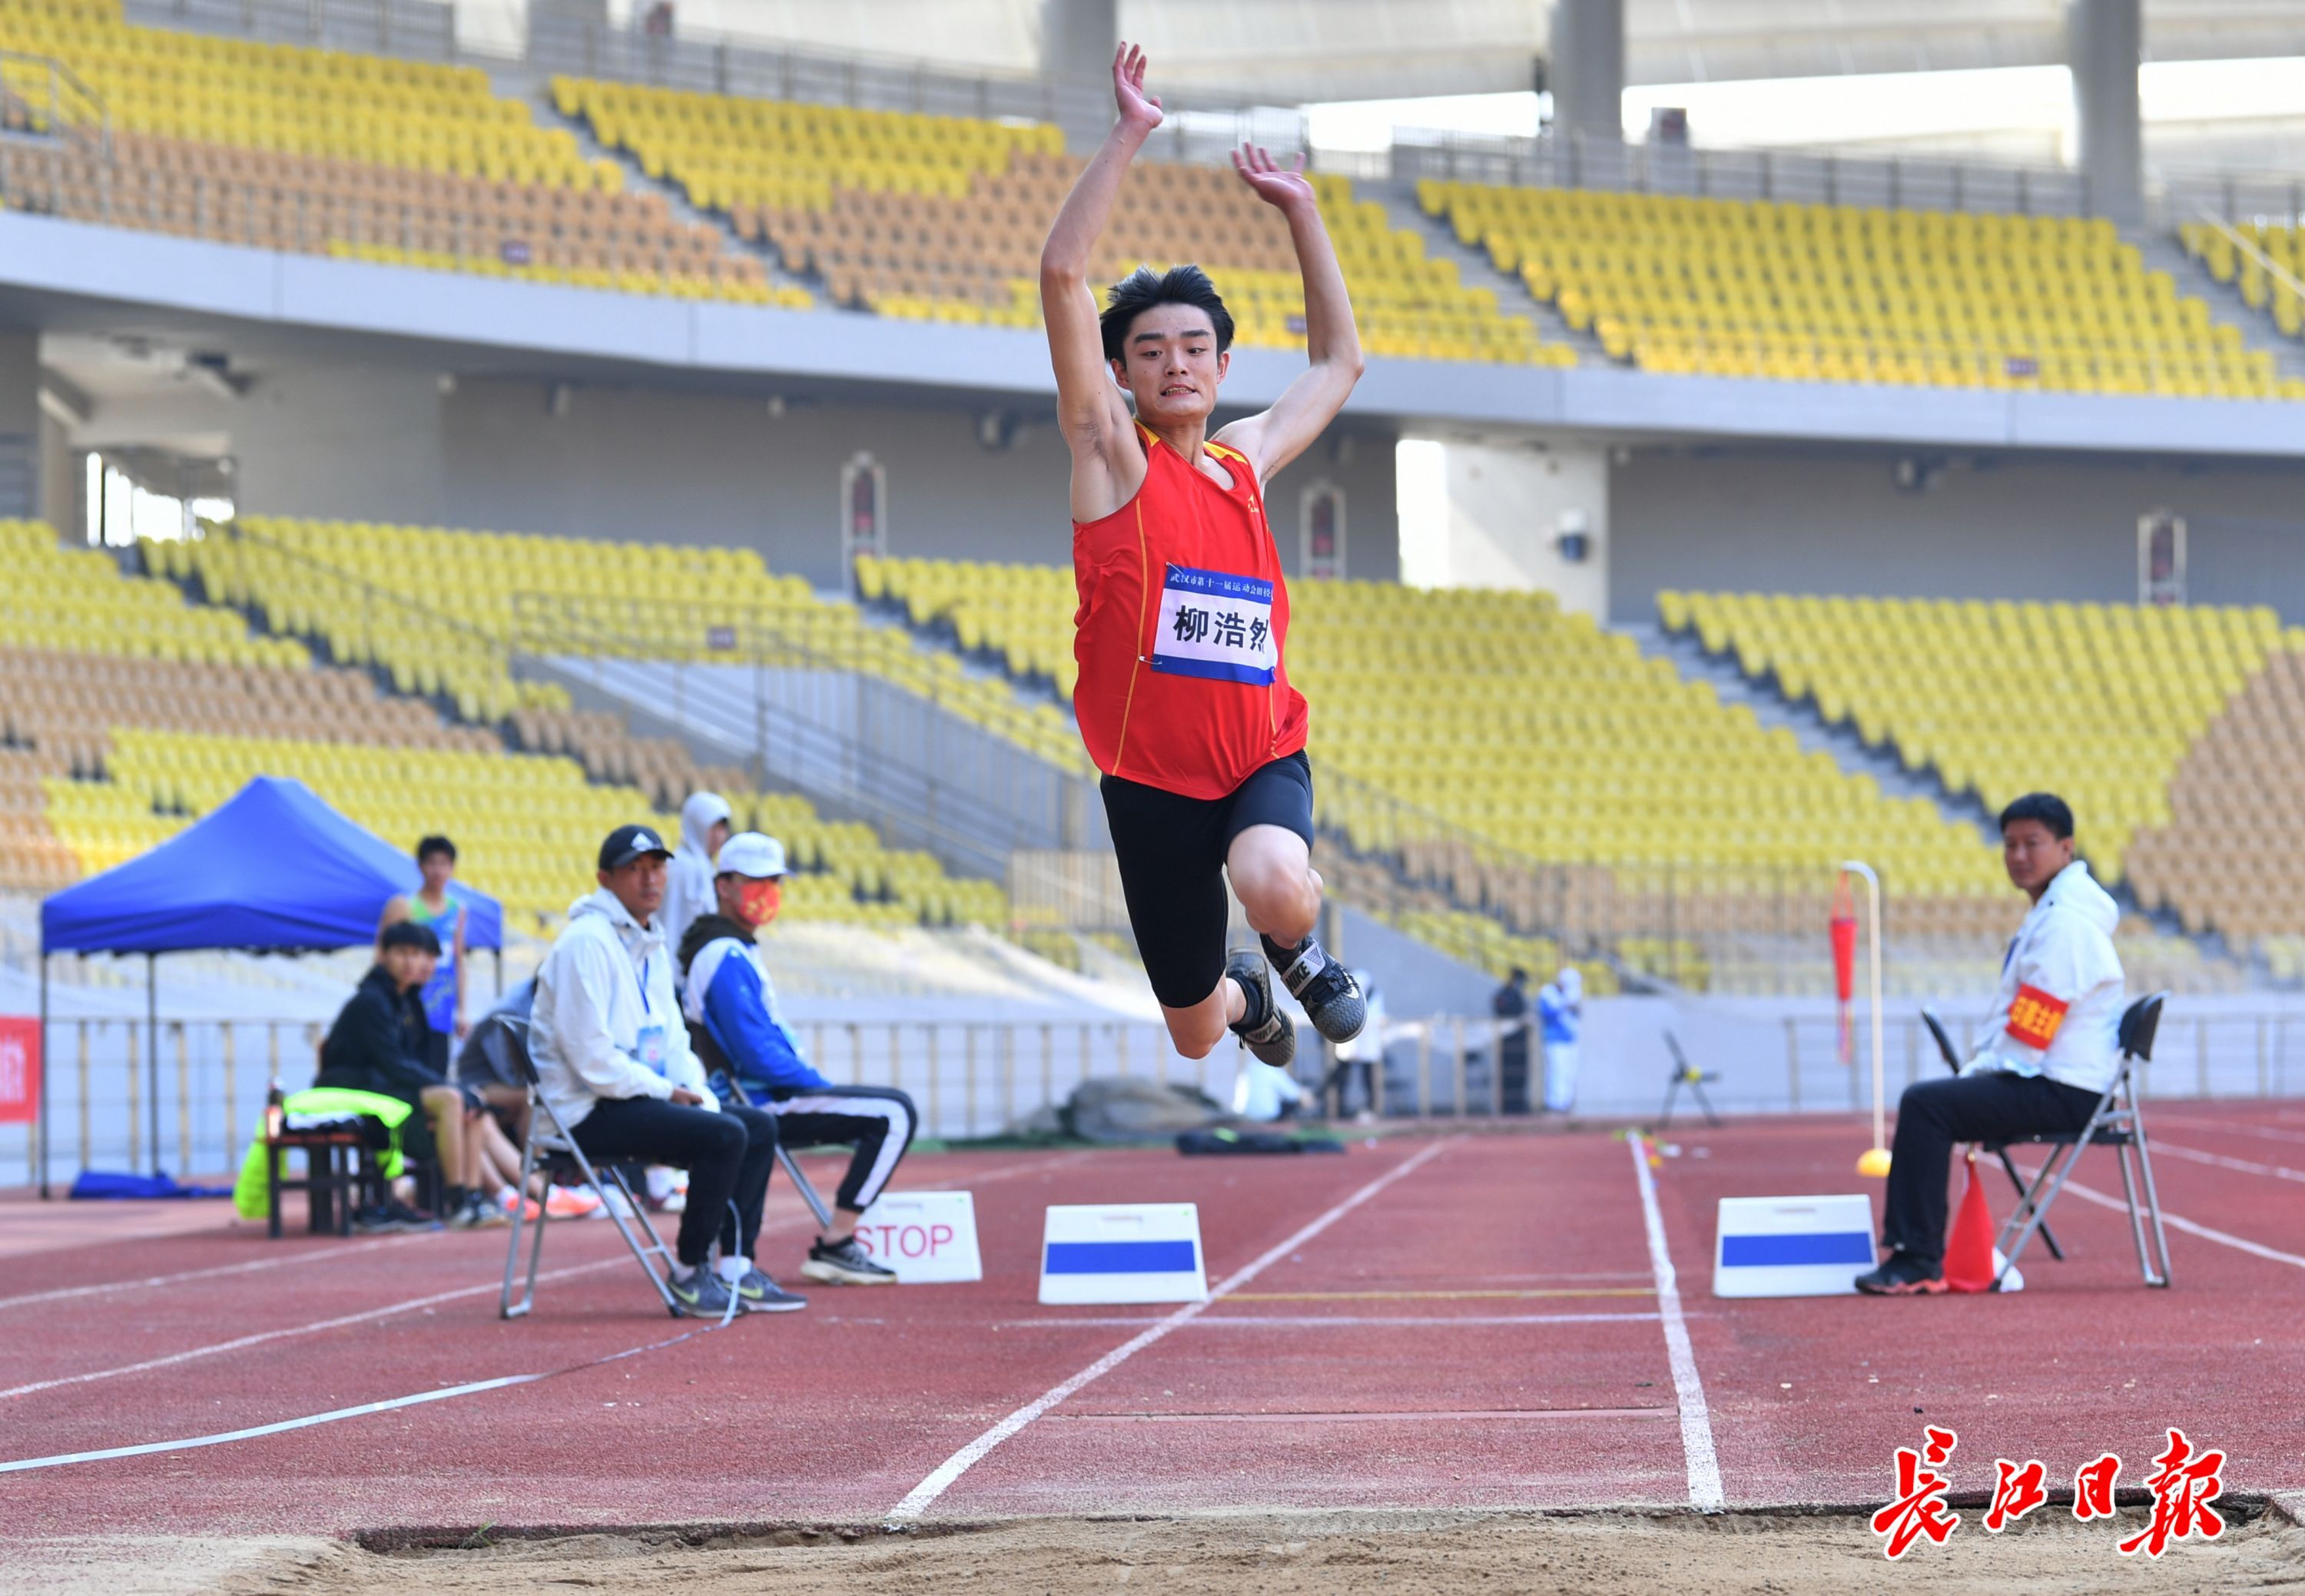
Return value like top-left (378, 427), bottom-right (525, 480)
top-left (380, 920), bottom-right (442, 956)
top-left (1998, 792), bottom-right (2074, 840)
top-left (416, 834), bottom-right (456, 864)
top-left (1099, 264), bottom-right (1235, 363)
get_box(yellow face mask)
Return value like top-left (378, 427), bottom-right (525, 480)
top-left (738, 877), bottom-right (782, 927)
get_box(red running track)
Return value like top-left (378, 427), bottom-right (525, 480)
top-left (0, 1106), bottom-right (2298, 1538)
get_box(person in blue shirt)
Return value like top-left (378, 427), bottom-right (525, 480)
top-left (677, 831), bottom-right (917, 1286)
top-left (1537, 965), bottom-right (1584, 1113)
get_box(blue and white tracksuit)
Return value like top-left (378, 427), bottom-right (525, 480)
top-left (682, 929), bottom-right (916, 1213)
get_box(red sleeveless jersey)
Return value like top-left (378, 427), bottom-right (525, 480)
top-left (1072, 425), bottom-right (1310, 800)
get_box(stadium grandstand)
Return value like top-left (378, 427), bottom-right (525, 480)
top-left (5, 2), bottom-right (2305, 1578)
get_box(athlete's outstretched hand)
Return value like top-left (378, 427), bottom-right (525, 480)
top-left (1113, 42), bottom-right (1162, 132)
top-left (1231, 142), bottom-right (1314, 213)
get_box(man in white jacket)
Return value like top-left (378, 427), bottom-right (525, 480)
top-left (1859, 793), bottom-right (2125, 1296)
top-left (662, 791), bottom-right (733, 960)
top-left (530, 823), bottom-right (802, 1318)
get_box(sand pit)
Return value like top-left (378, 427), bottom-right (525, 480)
top-left (18, 1503), bottom-right (2301, 1594)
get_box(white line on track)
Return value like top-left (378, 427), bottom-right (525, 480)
top-left (0, 1318), bottom-right (729, 1474)
top-left (2153, 1116), bottom-right (2305, 1149)
top-left (0, 1236), bottom-right (415, 1314)
top-left (1628, 1135), bottom-right (1724, 1515)
top-left (883, 1136), bottom-right (1457, 1524)
top-left (2048, 1177), bottom-right (2305, 1271)
top-left (995, 1312), bottom-right (1664, 1329)
top-left (0, 1375), bottom-right (546, 1473)
top-left (2152, 1140), bottom-right (2305, 1186)
top-left (0, 1257), bottom-right (625, 1402)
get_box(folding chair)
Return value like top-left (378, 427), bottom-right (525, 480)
top-left (498, 1043), bottom-right (682, 1320)
top-left (775, 1143), bottom-right (835, 1230)
top-left (1656, 1030), bottom-right (1722, 1129)
top-left (1985, 993), bottom-right (2173, 1289)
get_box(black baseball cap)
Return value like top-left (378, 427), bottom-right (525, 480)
top-left (598, 823), bottom-right (674, 871)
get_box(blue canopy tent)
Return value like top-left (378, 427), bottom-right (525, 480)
top-left (37, 776), bottom-right (502, 1195)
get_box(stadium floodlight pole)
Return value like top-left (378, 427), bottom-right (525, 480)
top-left (1839, 860), bottom-right (1890, 1177)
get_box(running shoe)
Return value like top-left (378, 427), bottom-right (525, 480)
top-left (666, 1266), bottom-right (737, 1319)
top-left (381, 1197), bottom-right (443, 1233)
top-left (445, 1193), bottom-right (491, 1230)
top-left (731, 1266), bottom-right (811, 1312)
top-left (350, 1201), bottom-right (401, 1235)
top-left (497, 1188), bottom-right (544, 1223)
top-left (1225, 950), bottom-right (1295, 1067)
top-left (541, 1184), bottom-right (601, 1219)
top-left (1262, 934), bottom-right (1367, 1045)
top-left (1855, 1252), bottom-right (1947, 1296)
top-left (801, 1235), bottom-right (897, 1286)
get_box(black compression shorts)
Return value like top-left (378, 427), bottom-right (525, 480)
top-left (1099, 752), bottom-right (1315, 1010)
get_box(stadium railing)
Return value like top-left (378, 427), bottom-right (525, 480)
top-left (505, 590), bottom-right (1103, 884)
top-left (1377, 127), bottom-right (2095, 218)
top-left (13, 1003), bottom-right (2305, 1194)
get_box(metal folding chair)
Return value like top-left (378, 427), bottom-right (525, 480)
top-left (1656, 1030), bottom-right (1722, 1128)
top-left (775, 1143), bottom-right (834, 1230)
top-left (1985, 993), bottom-right (2173, 1289)
top-left (499, 1043), bottom-right (682, 1320)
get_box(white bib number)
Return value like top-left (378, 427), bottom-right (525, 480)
top-left (1150, 564), bottom-right (1276, 685)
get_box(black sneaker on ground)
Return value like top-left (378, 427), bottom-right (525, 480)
top-left (1855, 1252), bottom-right (1946, 1296)
top-left (801, 1234), bottom-right (897, 1286)
top-left (731, 1266), bottom-right (810, 1312)
top-left (381, 1197), bottom-right (442, 1233)
top-left (1225, 949), bottom-right (1295, 1067)
top-left (350, 1202), bottom-right (400, 1235)
top-left (1262, 934), bottom-right (1366, 1045)
top-left (666, 1266), bottom-right (737, 1319)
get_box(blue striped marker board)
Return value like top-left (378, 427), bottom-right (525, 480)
top-left (1712, 1195), bottom-right (1877, 1298)
top-left (1038, 1203), bottom-right (1209, 1305)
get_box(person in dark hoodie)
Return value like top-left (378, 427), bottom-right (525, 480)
top-left (317, 920), bottom-right (503, 1231)
top-left (679, 831), bottom-right (915, 1286)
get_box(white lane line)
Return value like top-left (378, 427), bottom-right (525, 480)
top-left (0, 1236), bottom-right (414, 1314)
top-left (0, 1316), bottom-right (734, 1475)
top-left (1628, 1134), bottom-right (1725, 1515)
top-left (884, 1136), bottom-right (1457, 1524)
top-left (2153, 1116), bottom-right (2305, 1149)
top-left (0, 1256), bottom-right (624, 1402)
top-left (2153, 1140), bottom-right (2305, 1186)
top-left (2, 1147), bottom-right (1084, 1402)
top-left (994, 1312), bottom-right (1664, 1329)
top-left (0, 1375), bottom-right (546, 1473)
top-left (2047, 1177), bottom-right (2305, 1271)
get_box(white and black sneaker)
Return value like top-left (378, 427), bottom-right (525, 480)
top-left (1262, 934), bottom-right (1366, 1045)
top-left (1226, 949), bottom-right (1296, 1067)
top-left (801, 1235), bottom-right (897, 1286)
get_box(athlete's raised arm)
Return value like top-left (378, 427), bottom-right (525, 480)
top-left (1213, 144), bottom-right (1365, 483)
top-left (1041, 42), bottom-right (1161, 522)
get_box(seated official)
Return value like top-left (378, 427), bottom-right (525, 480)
top-left (678, 831), bottom-right (917, 1287)
top-left (1859, 793), bottom-right (2124, 1296)
top-left (318, 921), bottom-right (502, 1232)
top-left (530, 823), bottom-right (804, 1318)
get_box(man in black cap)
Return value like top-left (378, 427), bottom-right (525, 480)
top-left (529, 824), bottom-right (802, 1319)
top-left (318, 920), bottom-right (503, 1231)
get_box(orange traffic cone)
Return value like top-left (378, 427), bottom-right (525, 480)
top-left (1943, 1152), bottom-right (1998, 1294)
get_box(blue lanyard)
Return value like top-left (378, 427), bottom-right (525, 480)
top-left (635, 953), bottom-right (653, 1018)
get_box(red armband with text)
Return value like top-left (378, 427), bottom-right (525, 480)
top-left (2005, 985), bottom-right (2069, 1050)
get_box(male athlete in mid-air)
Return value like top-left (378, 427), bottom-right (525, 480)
top-left (1041, 41), bottom-right (1366, 1065)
